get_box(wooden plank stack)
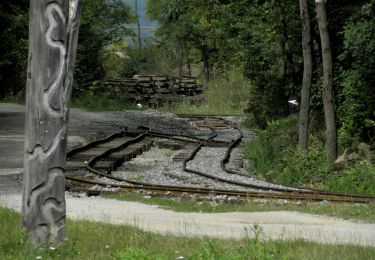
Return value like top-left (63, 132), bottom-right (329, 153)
top-left (104, 74), bottom-right (204, 107)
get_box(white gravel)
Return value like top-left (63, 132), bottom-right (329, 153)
top-left (1, 193), bottom-right (375, 247)
top-left (3, 104), bottom-right (375, 247)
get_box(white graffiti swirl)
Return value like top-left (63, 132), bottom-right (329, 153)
top-left (44, 3), bottom-right (67, 118)
top-left (27, 125), bottom-right (67, 161)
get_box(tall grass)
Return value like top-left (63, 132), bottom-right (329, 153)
top-left (1, 206), bottom-right (375, 259)
top-left (160, 71), bottom-right (251, 115)
top-left (72, 93), bottom-right (137, 112)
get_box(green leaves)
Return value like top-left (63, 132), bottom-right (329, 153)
top-left (337, 0), bottom-right (375, 147)
top-left (0, 0), bottom-right (28, 98)
top-left (74, 0), bottom-right (133, 96)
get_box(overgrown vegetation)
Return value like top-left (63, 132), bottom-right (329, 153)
top-left (104, 192), bottom-right (375, 223)
top-left (1, 206), bottom-right (375, 259)
top-left (160, 71), bottom-right (250, 115)
top-left (246, 115), bottom-right (375, 195)
top-left (72, 94), bottom-right (137, 112)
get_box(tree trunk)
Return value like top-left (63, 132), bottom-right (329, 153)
top-left (201, 46), bottom-right (210, 87)
top-left (23, 0), bottom-right (83, 246)
top-left (178, 41), bottom-right (183, 76)
top-left (135, 0), bottom-right (142, 50)
top-left (276, 2), bottom-right (294, 81)
top-left (298, 0), bottom-right (313, 150)
top-left (184, 41), bottom-right (192, 76)
top-left (276, 2), bottom-right (287, 80)
top-left (315, 0), bottom-right (337, 162)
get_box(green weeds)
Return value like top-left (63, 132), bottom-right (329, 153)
top-left (159, 72), bottom-right (251, 115)
top-left (72, 93), bottom-right (138, 112)
top-left (245, 115), bottom-right (375, 196)
top-left (1, 206), bottom-right (375, 259)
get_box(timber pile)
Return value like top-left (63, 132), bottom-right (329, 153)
top-left (104, 74), bottom-right (204, 107)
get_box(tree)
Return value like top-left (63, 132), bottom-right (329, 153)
top-left (298, 0), bottom-right (313, 150)
top-left (0, 0), bottom-right (29, 98)
top-left (147, 0), bottom-right (224, 85)
top-left (337, 0), bottom-right (375, 147)
top-left (315, 0), bottom-right (337, 162)
top-left (135, 0), bottom-right (142, 50)
top-left (73, 0), bottom-right (132, 96)
top-left (242, 0), bottom-right (301, 127)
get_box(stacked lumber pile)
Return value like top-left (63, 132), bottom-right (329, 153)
top-left (104, 74), bottom-right (204, 107)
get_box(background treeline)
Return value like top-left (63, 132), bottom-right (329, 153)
top-left (147, 0), bottom-right (375, 149)
top-left (0, 0), bottom-right (374, 191)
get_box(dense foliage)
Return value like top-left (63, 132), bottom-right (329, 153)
top-left (73, 0), bottom-right (133, 97)
top-left (337, 1), bottom-right (375, 147)
top-left (246, 115), bottom-right (375, 195)
top-left (0, 0), bottom-right (28, 99)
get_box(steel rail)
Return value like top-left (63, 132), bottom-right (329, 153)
top-left (66, 175), bottom-right (374, 203)
top-left (65, 125), bottom-right (375, 203)
top-left (67, 128), bottom-right (127, 157)
top-left (86, 131), bottom-right (148, 173)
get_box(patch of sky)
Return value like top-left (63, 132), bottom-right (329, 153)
top-left (125, 0), bottom-right (159, 45)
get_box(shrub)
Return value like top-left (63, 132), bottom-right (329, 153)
top-left (245, 115), bottom-right (375, 195)
top-left (277, 148), bottom-right (330, 187)
top-left (326, 161), bottom-right (375, 195)
top-left (245, 115), bottom-right (298, 176)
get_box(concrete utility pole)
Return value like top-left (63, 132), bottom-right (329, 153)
top-left (22, 0), bottom-right (83, 246)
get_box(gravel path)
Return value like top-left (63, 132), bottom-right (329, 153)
top-left (2, 103), bottom-right (375, 247)
top-left (1, 193), bottom-right (375, 247)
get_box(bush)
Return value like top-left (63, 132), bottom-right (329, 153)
top-left (327, 161), bottom-right (375, 195)
top-left (278, 148), bottom-right (330, 187)
top-left (245, 115), bottom-right (375, 195)
top-left (245, 115), bottom-right (298, 176)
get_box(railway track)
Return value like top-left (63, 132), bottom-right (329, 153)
top-left (65, 116), bottom-right (375, 204)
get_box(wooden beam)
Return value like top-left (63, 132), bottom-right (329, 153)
top-left (22, 0), bottom-right (83, 246)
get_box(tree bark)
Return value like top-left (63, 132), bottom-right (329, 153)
top-left (298, 0), bottom-right (313, 150)
top-left (201, 45), bottom-right (210, 87)
top-left (135, 0), bottom-right (142, 50)
top-left (184, 41), bottom-right (192, 76)
top-left (276, 2), bottom-right (287, 80)
top-left (315, 0), bottom-right (337, 162)
top-left (178, 41), bottom-right (183, 76)
top-left (23, 0), bottom-right (83, 246)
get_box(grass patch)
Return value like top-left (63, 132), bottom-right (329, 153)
top-left (0, 96), bottom-right (25, 104)
top-left (1, 206), bottom-right (375, 259)
top-left (72, 94), bottom-right (138, 112)
top-left (103, 192), bottom-right (375, 223)
top-left (159, 71), bottom-right (251, 115)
